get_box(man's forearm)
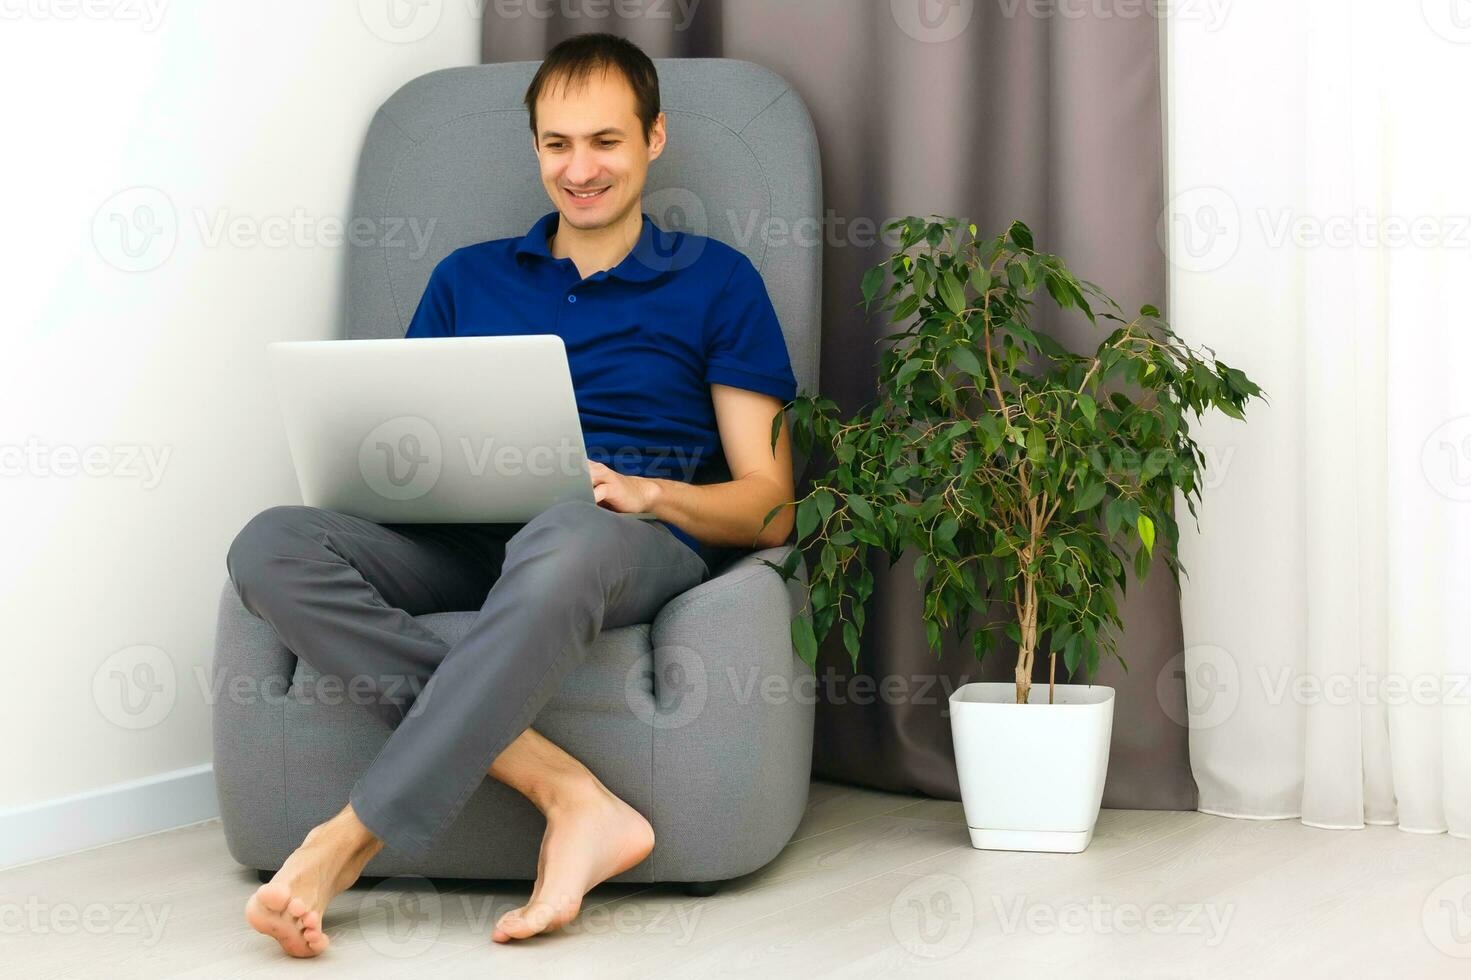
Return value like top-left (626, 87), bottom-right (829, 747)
top-left (645, 474), bottom-right (794, 550)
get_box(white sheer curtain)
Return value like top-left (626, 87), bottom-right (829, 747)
top-left (1166, 1), bottom-right (1471, 835)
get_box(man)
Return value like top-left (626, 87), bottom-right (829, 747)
top-left (226, 33), bottom-right (799, 956)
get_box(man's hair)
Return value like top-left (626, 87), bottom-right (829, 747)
top-left (523, 32), bottom-right (661, 143)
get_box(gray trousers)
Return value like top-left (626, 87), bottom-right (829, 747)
top-left (224, 498), bottom-right (710, 860)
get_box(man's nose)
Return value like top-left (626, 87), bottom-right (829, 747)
top-left (565, 145), bottom-right (601, 185)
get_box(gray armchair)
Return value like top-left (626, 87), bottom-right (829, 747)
top-left (210, 58), bottom-right (822, 887)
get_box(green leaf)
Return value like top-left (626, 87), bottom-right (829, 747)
top-left (936, 517), bottom-right (959, 543)
top-left (1064, 634), bottom-right (1083, 674)
top-left (1218, 399), bottom-right (1246, 421)
top-left (1072, 481), bottom-right (1107, 513)
top-left (792, 615), bottom-right (818, 667)
top-left (1026, 426), bottom-right (1046, 464)
top-left (1141, 451), bottom-right (1170, 483)
top-left (970, 265), bottom-right (993, 294)
top-left (846, 493), bottom-right (874, 522)
top-left (843, 620), bottom-right (860, 660)
top-left (861, 265), bottom-right (886, 308)
top-left (1137, 513), bottom-right (1156, 555)
top-left (949, 345), bottom-right (982, 378)
top-left (1077, 392), bottom-right (1097, 428)
top-left (937, 272), bottom-right (967, 314)
top-left (890, 293), bottom-right (921, 322)
top-left (1008, 221), bottom-right (1034, 251)
top-left (896, 358), bottom-right (924, 386)
top-left (815, 489), bottom-right (836, 523)
top-left (796, 497), bottom-right (819, 541)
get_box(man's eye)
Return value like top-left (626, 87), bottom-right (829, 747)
top-left (598, 140), bottom-right (619, 148)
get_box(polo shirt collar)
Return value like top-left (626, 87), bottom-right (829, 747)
top-left (514, 210), bottom-right (675, 283)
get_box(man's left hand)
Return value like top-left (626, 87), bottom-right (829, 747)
top-left (587, 460), bottom-right (659, 514)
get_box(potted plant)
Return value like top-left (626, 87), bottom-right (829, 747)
top-left (761, 216), bottom-right (1264, 852)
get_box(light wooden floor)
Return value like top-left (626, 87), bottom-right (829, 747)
top-left (4, 780), bottom-right (1469, 979)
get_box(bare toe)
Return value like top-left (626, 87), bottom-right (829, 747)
top-left (246, 888), bottom-right (311, 957)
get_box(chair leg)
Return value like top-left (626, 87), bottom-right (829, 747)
top-left (682, 880), bottom-right (722, 898)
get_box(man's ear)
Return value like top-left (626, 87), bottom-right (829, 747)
top-left (646, 111), bottom-right (667, 162)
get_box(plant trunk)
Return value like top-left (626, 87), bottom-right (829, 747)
top-left (1015, 567), bottom-right (1038, 705)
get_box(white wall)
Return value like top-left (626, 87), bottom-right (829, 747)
top-left (0, 2), bottom-right (482, 842)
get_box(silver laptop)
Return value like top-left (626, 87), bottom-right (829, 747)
top-left (267, 335), bottom-right (657, 524)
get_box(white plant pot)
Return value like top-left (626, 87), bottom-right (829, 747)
top-left (948, 681), bottom-right (1115, 853)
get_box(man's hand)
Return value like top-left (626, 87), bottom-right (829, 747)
top-left (588, 460), bottom-right (659, 513)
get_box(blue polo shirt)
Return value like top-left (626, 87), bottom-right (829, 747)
top-left (403, 210), bottom-right (799, 566)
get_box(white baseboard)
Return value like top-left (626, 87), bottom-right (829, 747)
top-left (0, 764), bottom-right (218, 870)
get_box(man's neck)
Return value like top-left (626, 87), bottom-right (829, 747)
top-left (548, 206), bottom-right (645, 279)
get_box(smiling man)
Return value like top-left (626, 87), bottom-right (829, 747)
top-left (225, 33), bottom-right (799, 956)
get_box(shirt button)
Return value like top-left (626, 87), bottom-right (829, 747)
top-left (567, 294), bottom-right (577, 303)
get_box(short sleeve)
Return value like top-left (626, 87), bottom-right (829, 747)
top-left (703, 253), bottom-right (798, 401)
top-left (403, 254), bottom-right (457, 338)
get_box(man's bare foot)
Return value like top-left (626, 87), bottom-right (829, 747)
top-left (245, 804), bottom-right (384, 957)
top-left (492, 781), bottom-right (655, 942)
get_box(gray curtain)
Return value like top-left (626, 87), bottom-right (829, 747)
top-left (483, 0), bottom-right (1194, 811)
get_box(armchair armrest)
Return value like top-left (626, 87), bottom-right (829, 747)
top-left (211, 576), bottom-right (294, 870)
top-left (645, 545), bottom-right (814, 880)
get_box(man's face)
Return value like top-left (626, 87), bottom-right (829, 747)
top-left (532, 67), bottom-right (665, 232)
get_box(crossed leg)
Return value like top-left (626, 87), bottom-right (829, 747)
top-left (227, 500), bottom-right (708, 956)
